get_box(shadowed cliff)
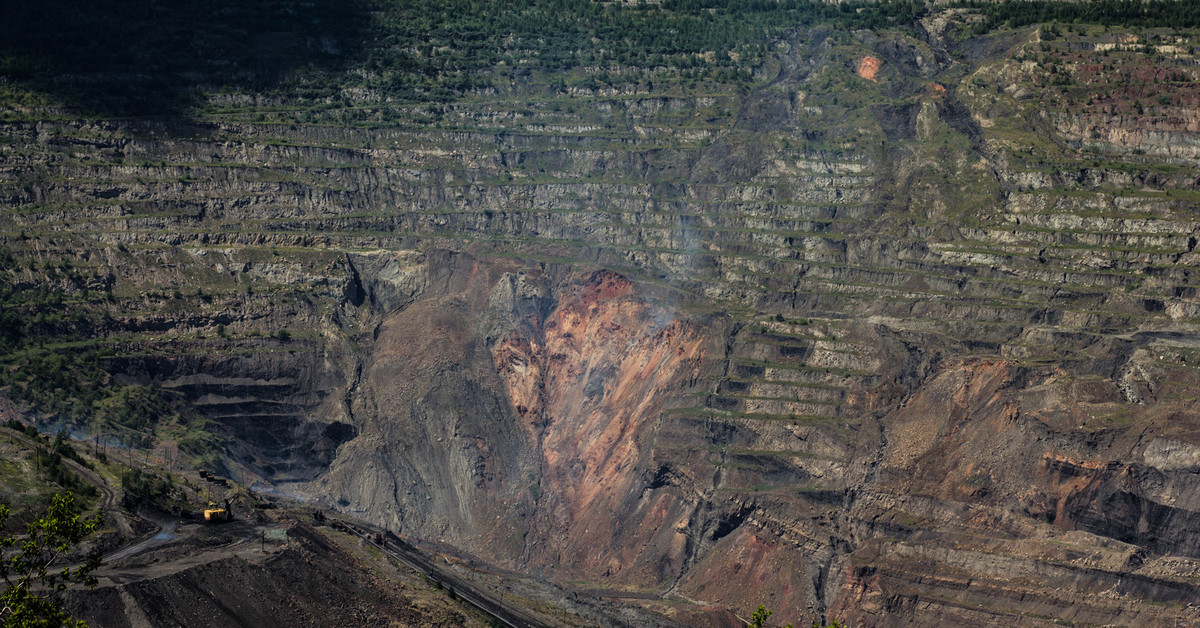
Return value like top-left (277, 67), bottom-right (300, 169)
top-left (0, 0), bottom-right (369, 117)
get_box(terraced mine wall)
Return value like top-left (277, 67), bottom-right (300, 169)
top-left (5, 4), bottom-right (1200, 625)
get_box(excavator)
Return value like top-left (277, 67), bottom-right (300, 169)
top-left (203, 498), bottom-right (233, 523)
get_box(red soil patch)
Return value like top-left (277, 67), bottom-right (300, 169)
top-left (582, 269), bottom-right (634, 303)
top-left (856, 56), bottom-right (881, 82)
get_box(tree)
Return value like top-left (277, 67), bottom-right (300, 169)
top-left (0, 492), bottom-right (101, 628)
top-left (748, 604), bottom-right (846, 628)
top-left (748, 605), bottom-right (797, 628)
top-left (749, 605), bottom-right (773, 627)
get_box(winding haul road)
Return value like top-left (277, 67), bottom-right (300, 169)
top-left (331, 520), bottom-right (562, 628)
top-left (1, 426), bottom-right (134, 537)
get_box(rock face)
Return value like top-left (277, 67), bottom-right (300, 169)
top-left (6, 8), bottom-right (1200, 625)
top-left (315, 258), bottom-right (727, 588)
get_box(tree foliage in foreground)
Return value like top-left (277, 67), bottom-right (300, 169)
top-left (0, 493), bottom-right (100, 628)
top-left (747, 604), bottom-right (844, 628)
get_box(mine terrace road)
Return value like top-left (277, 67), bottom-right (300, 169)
top-left (331, 520), bottom-right (559, 628)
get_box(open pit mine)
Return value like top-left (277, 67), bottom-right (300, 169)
top-left (4, 1), bottom-right (1200, 626)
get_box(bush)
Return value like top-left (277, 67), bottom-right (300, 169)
top-left (0, 492), bottom-right (101, 627)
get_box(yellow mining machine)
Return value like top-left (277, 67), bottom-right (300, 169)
top-left (203, 499), bottom-right (233, 523)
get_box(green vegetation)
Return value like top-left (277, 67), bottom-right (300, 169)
top-left (3, 0), bottom-right (1193, 121)
top-left (0, 0), bottom-right (937, 119)
top-left (0, 492), bottom-right (100, 628)
top-left (745, 604), bottom-right (846, 628)
top-left (0, 242), bottom-right (226, 460)
top-left (1, 423), bottom-right (96, 503)
top-left (748, 605), bottom-right (779, 628)
top-left (0, 339), bottom-right (217, 457)
top-left (32, 436), bottom-right (98, 504)
top-left (120, 468), bottom-right (186, 512)
top-left (959, 0), bottom-right (1200, 32)
top-left (392, 0), bottom-right (929, 85)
